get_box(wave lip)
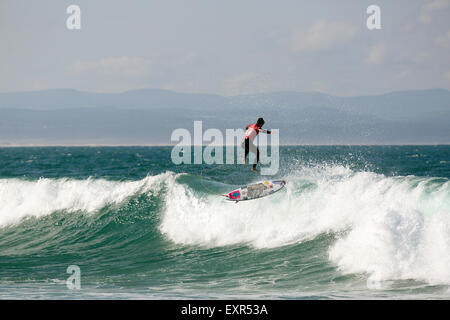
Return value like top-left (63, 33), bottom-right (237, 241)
top-left (160, 165), bottom-right (450, 286)
top-left (0, 172), bottom-right (172, 227)
top-left (329, 176), bottom-right (450, 286)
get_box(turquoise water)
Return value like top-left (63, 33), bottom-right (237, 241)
top-left (0, 146), bottom-right (449, 299)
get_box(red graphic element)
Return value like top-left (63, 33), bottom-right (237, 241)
top-left (228, 190), bottom-right (240, 199)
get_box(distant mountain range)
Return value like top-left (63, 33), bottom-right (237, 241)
top-left (0, 88), bottom-right (449, 145)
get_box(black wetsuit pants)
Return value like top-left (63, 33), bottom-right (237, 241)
top-left (244, 138), bottom-right (259, 169)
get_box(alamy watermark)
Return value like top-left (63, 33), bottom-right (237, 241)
top-left (66, 265), bottom-right (81, 290)
top-left (367, 5), bottom-right (381, 30)
top-left (65, 5), bottom-right (380, 31)
top-left (171, 121), bottom-right (280, 175)
top-left (66, 5), bottom-right (81, 30)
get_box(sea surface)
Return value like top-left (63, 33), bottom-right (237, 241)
top-left (0, 146), bottom-right (449, 299)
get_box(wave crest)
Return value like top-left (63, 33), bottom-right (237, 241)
top-left (159, 165), bottom-right (450, 285)
top-left (0, 172), bottom-right (173, 226)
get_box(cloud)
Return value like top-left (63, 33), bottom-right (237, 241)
top-left (291, 20), bottom-right (357, 53)
top-left (412, 51), bottom-right (432, 63)
top-left (311, 80), bottom-right (328, 93)
top-left (67, 56), bottom-right (152, 77)
top-left (445, 70), bottom-right (450, 81)
top-left (396, 71), bottom-right (409, 79)
top-left (435, 30), bottom-right (450, 48)
top-left (221, 72), bottom-right (272, 96)
top-left (365, 44), bottom-right (386, 65)
top-left (419, 0), bottom-right (450, 24)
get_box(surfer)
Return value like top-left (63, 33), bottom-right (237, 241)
top-left (243, 117), bottom-right (271, 171)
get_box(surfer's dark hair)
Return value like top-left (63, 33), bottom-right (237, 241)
top-left (257, 118), bottom-right (265, 126)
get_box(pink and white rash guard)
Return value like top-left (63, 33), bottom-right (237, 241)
top-left (244, 123), bottom-right (259, 142)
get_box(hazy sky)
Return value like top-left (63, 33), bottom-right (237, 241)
top-left (1, 0), bottom-right (449, 96)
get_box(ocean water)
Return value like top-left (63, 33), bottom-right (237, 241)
top-left (0, 145), bottom-right (449, 299)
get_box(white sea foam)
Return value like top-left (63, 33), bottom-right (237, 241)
top-left (159, 165), bottom-right (450, 285)
top-left (1, 166), bottom-right (449, 286)
top-left (0, 172), bottom-right (172, 226)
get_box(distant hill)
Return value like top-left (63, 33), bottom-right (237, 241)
top-left (0, 88), bottom-right (449, 145)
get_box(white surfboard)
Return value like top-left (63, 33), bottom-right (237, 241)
top-left (223, 180), bottom-right (286, 202)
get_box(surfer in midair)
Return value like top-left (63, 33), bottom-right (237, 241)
top-left (243, 117), bottom-right (271, 171)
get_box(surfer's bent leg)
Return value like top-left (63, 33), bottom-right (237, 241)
top-left (244, 138), bottom-right (250, 163)
top-left (248, 141), bottom-right (259, 169)
top-left (253, 147), bottom-right (260, 170)
top-left (244, 138), bottom-right (259, 169)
